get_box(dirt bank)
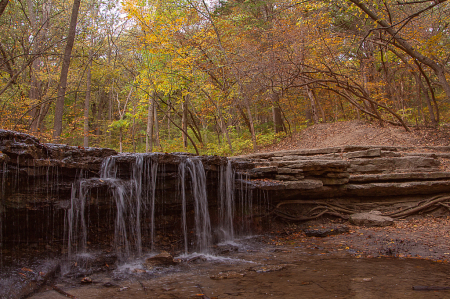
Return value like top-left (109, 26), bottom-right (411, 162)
top-left (271, 215), bottom-right (450, 263)
top-left (260, 121), bottom-right (450, 153)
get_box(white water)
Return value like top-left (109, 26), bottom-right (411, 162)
top-left (218, 160), bottom-right (235, 242)
top-left (67, 154), bottom-right (249, 260)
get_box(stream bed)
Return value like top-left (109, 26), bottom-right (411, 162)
top-left (18, 235), bottom-right (450, 299)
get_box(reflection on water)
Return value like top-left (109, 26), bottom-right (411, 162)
top-left (22, 235), bottom-right (450, 299)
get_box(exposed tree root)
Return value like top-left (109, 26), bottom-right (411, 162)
top-left (273, 194), bottom-right (450, 222)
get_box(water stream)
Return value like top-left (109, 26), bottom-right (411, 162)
top-left (67, 153), bottom-right (241, 260)
top-left (0, 152), bottom-right (255, 298)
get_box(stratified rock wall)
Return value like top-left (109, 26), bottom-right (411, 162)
top-left (0, 130), bottom-right (230, 250)
top-left (232, 146), bottom-right (450, 202)
top-left (3, 129), bottom-right (450, 250)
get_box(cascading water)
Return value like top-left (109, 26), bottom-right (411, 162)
top-left (66, 153), bottom-right (254, 261)
top-left (179, 158), bottom-right (212, 254)
top-left (67, 154), bottom-right (160, 260)
top-left (179, 161), bottom-right (188, 255)
top-left (67, 179), bottom-right (88, 256)
top-left (218, 160), bottom-right (235, 242)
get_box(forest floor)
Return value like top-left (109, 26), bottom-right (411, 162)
top-left (258, 120), bottom-right (450, 263)
top-left (258, 120), bottom-right (450, 152)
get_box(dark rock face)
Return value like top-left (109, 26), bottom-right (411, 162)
top-left (3, 129), bottom-right (450, 254)
top-left (0, 130), bottom-right (238, 254)
top-left (304, 225), bottom-right (350, 237)
top-left (144, 251), bottom-right (178, 268)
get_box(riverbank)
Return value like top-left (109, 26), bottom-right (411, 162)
top-left (270, 215), bottom-right (450, 263)
top-left (28, 219), bottom-right (450, 299)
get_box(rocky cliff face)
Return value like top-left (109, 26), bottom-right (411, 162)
top-left (233, 146), bottom-right (450, 203)
top-left (2, 130), bottom-right (450, 251)
top-left (0, 130), bottom-right (233, 252)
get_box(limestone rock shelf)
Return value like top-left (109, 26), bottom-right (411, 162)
top-left (3, 129), bottom-right (450, 207)
top-left (232, 145), bottom-right (450, 201)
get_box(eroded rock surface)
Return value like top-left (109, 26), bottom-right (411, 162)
top-left (232, 145), bottom-right (450, 202)
top-left (349, 211), bottom-right (394, 227)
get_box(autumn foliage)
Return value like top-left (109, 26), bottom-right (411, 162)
top-left (1, 0), bottom-right (449, 154)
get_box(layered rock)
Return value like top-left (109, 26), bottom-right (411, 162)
top-left (0, 130), bottom-right (231, 252)
top-left (232, 145), bottom-right (450, 202)
top-left (3, 129), bottom-right (450, 250)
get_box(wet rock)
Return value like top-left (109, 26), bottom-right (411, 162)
top-left (144, 251), bottom-right (178, 268)
top-left (186, 255), bottom-right (208, 263)
top-left (275, 174), bottom-right (298, 181)
top-left (210, 271), bottom-right (245, 279)
top-left (249, 264), bottom-right (287, 273)
top-left (0, 152), bottom-right (10, 163)
top-left (319, 177), bottom-right (349, 185)
top-left (277, 168), bottom-right (303, 174)
top-left (284, 160), bottom-right (348, 172)
top-left (349, 172), bottom-right (450, 183)
top-left (0, 260), bottom-right (60, 299)
top-left (351, 277), bottom-right (373, 282)
top-left (283, 179), bottom-right (323, 190)
top-left (350, 211), bottom-right (394, 227)
top-left (304, 226), bottom-right (350, 237)
top-left (214, 244), bottom-right (239, 255)
top-left (249, 166), bottom-right (278, 178)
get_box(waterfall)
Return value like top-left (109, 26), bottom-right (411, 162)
top-left (67, 153), bottom-right (159, 259)
top-left (179, 161), bottom-right (188, 255)
top-left (66, 153), bottom-right (252, 259)
top-left (184, 158), bottom-right (212, 253)
top-left (67, 179), bottom-right (89, 256)
top-left (100, 154), bottom-right (159, 259)
top-left (218, 160), bottom-right (235, 242)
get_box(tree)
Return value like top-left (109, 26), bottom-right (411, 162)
top-left (0, 0), bottom-right (8, 18)
top-left (53, 0), bottom-right (82, 141)
top-left (346, 0), bottom-right (450, 102)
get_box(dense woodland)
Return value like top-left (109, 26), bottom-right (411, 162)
top-left (0, 0), bottom-right (449, 155)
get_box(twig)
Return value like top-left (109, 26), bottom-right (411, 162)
top-left (138, 280), bottom-right (147, 295)
top-left (195, 284), bottom-right (210, 299)
top-left (50, 285), bottom-right (77, 299)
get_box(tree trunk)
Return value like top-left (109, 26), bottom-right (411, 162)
top-left (167, 98), bottom-right (171, 139)
top-left (119, 127), bottom-right (123, 153)
top-left (146, 93), bottom-right (154, 153)
top-left (83, 1), bottom-right (98, 146)
top-left (271, 92), bottom-right (285, 133)
top-left (244, 100), bottom-right (257, 151)
top-left (414, 73), bottom-right (436, 126)
top-left (153, 101), bottom-right (160, 147)
top-left (306, 86), bottom-right (319, 124)
top-left (0, 0), bottom-right (9, 18)
top-left (96, 88), bottom-right (105, 137)
top-left (28, 0), bottom-right (40, 133)
top-left (52, 0), bottom-right (81, 142)
top-left (272, 106), bottom-right (284, 133)
top-left (132, 104), bottom-right (136, 153)
top-left (182, 96), bottom-right (188, 148)
top-left (28, 0), bottom-right (51, 133)
top-left (84, 50), bottom-right (92, 147)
